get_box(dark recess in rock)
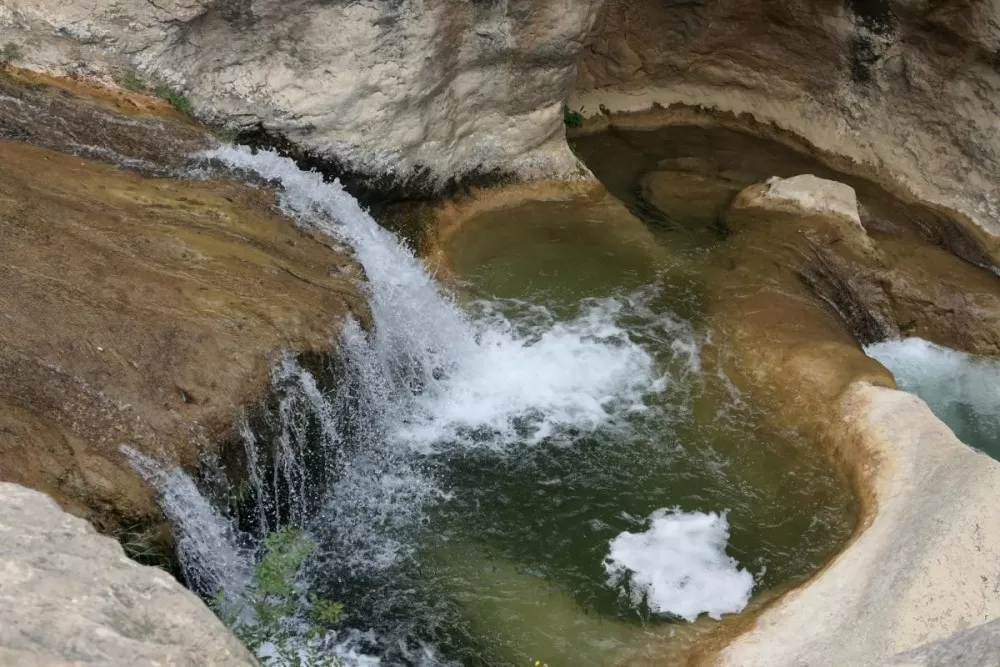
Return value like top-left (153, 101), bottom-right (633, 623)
top-left (234, 124), bottom-right (514, 212)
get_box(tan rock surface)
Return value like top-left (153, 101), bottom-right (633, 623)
top-left (0, 481), bottom-right (256, 666)
top-left (0, 136), bottom-right (368, 532)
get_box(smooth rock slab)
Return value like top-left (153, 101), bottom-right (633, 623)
top-left (875, 617), bottom-right (1000, 667)
top-left (718, 384), bottom-right (1000, 666)
top-left (0, 482), bottom-right (255, 667)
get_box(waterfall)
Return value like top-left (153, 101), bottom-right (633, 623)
top-left (128, 145), bottom-right (754, 663)
top-left (202, 146), bottom-right (661, 451)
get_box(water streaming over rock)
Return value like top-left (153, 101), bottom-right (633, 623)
top-left (866, 338), bottom-right (1000, 458)
top-left (129, 146), bottom-right (761, 664)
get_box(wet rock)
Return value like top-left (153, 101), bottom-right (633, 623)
top-left (0, 482), bottom-right (256, 666)
top-left (723, 174), bottom-right (1000, 354)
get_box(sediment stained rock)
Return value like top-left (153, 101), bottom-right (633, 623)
top-left (0, 96), bottom-right (368, 535)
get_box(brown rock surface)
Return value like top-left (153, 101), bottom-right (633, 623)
top-left (0, 136), bottom-right (368, 533)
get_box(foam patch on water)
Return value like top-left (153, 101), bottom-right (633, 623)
top-left (604, 509), bottom-right (754, 622)
top-left (866, 338), bottom-right (1000, 454)
top-left (397, 296), bottom-right (664, 450)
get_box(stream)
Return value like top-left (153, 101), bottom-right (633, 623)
top-left (132, 143), bottom-right (856, 666)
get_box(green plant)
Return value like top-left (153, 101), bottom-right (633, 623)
top-left (213, 527), bottom-right (343, 667)
top-left (0, 42), bottom-right (23, 65)
top-left (216, 124), bottom-right (243, 144)
top-left (155, 83), bottom-right (195, 116)
top-left (116, 68), bottom-right (148, 92)
top-left (563, 104), bottom-right (585, 129)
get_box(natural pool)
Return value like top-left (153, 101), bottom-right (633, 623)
top-left (146, 134), bottom-right (882, 666)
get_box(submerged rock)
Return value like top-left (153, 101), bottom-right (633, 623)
top-left (0, 481), bottom-right (256, 666)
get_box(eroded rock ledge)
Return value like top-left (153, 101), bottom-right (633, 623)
top-left (572, 0), bottom-right (1000, 251)
top-left (710, 174), bottom-right (1000, 666)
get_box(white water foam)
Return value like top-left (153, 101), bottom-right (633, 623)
top-left (603, 508), bottom-right (754, 622)
top-left (203, 145), bottom-right (663, 451)
top-left (866, 337), bottom-right (1000, 453)
top-left (122, 446), bottom-right (251, 597)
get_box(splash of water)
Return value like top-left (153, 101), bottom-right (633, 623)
top-left (203, 145), bottom-right (663, 451)
top-left (604, 509), bottom-right (754, 622)
top-left (122, 446), bottom-right (251, 597)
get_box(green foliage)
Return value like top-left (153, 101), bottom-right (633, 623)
top-left (563, 104), bottom-right (585, 129)
top-left (0, 42), bottom-right (23, 65)
top-left (212, 527), bottom-right (343, 667)
top-left (116, 68), bottom-right (148, 93)
top-left (216, 124), bottom-right (243, 144)
top-left (155, 83), bottom-right (195, 116)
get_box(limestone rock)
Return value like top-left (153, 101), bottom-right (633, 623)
top-left (761, 175), bottom-right (863, 227)
top-left (718, 384), bottom-right (1000, 667)
top-left (573, 0), bottom-right (1000, 249)
top-left (0, 482), bottom-right (256, 666)
top-left (1, 0), bottom-right (603, 190)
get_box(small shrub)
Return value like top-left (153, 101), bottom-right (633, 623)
top-left (563, 104), bottom-right (585, 129)
top-left (213, 527), bottom-right (343, 667)
top-left (0, 42), bottom-right (23, 65)
top-left (217, 124), bottom-right (243, 144)
top-left (155, 83), bottom-right (195, 116)
top-left (116, 68), bottom-right (148, 92)
top-left (117, 523), bottom-right (174, 571)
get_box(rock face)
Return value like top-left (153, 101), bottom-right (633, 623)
top-left (1, 0), bottom-right (602, 191)
top-left (0, 74), bottom-right (368, 535)
top-left (572, 0), bottom-right (1000, 246)
top-left (706, 173), bottom-right (1000, 666)
top-left (0, 482), bottom-right (256, 666)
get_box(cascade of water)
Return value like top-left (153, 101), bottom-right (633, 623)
top-left (127, 145), bottom-right (758, 664)
top-left (123, 446), bottom-right (252, 597)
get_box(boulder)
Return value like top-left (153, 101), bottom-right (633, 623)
top-left (0, 482), bottom-right (256, 666)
